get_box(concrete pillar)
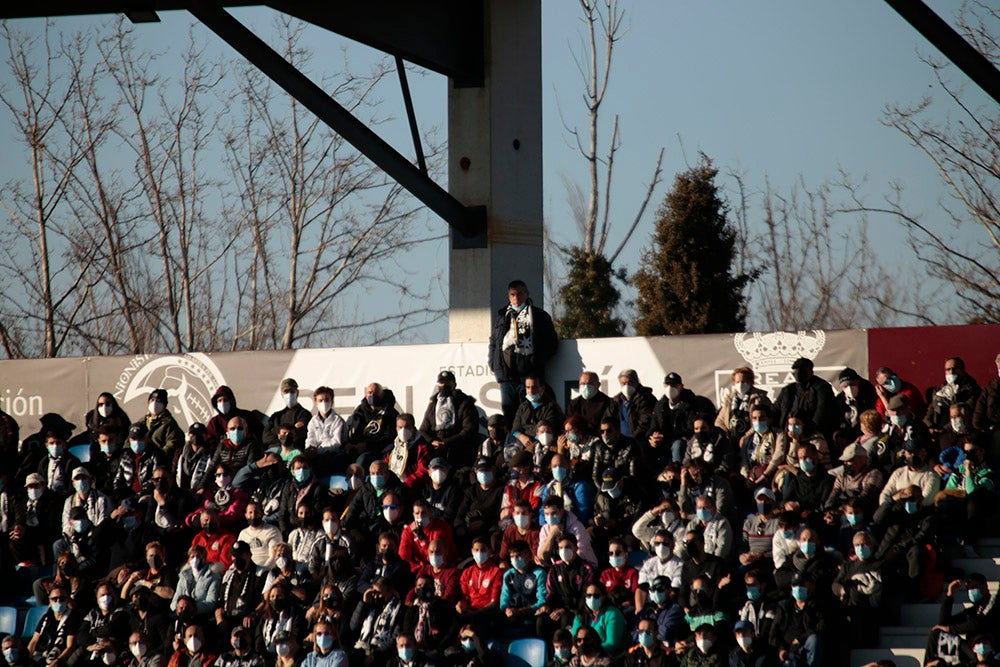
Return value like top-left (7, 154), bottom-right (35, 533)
top-left (447, 0), bottom-right (543, 343)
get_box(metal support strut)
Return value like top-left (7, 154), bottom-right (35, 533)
top-left (188, 0), bottom-right (486, 243)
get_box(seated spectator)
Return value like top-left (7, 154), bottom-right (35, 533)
top-left (477, 414), bottom-right (521, 471)
top-left (685, 495), bottom-right (733, 560)
top-left (388, 632), bottom-right (432, 667)
top-left (683, 576), bottom-right (725, 633)
top-left (740, 405), bottom-right (780, 487)
top-left (11, 472), bottom-right (63, 566)
top-left (342, 460), bottom-right (404, 536)
top-left (633, 575), bottom-right (688, 650)
top-left (682, 415), bottom-right (735, 475)
top-left (560, 417), bottom-right (599, 482)
top-left (773, 412), bottom-right (831, 488)
top-left (638, 529), bottom-right (684, 607)
top-left (421, 457), bottom-right (462, 525)
top-left (171, 545), bottom-right (221, 620)
top-left (874, 366), bottom-right (926, 420)
top-left (773, 528), bottom-right (838, 604)
top-left (824, 443), bottom-right (883, 518)
top-left (530, 420), bottom-right (559, 470)
top-left (622, 617), bottom-right (671, 665)
top-left (549, 629), bottom-right (573, 666)
top-left (456, 537), bottom-right (502, 621)
top-left (216, 540), bottom-right (263, 634)
top-left (498, 499), bottom-right (540, 565)
top-left (62, 466), bottom-right (111, 541)
top-left (358, 532), bottom-right (412, 598)
top-left (452, 623), bottom-right (501, 667)
top-left (716, 367), bottom-right (770, 440)
top-left (539, 452), bottom-right (594, 527)
top-left (350, 577), bottom-right (404, 663)
top-left (498, 451), bottom-right (543, 529)
top-left (239, 500), bottom-right (282, 569)
top-left (570, 625), bottom-right (613, 667)
top-left (740, 487), bottom-right (780, 571)
top-left (499, 541), bottom-right (547, 634)
top-left (276, 455), bottom-right (327, 535)
top-left (770, 512), bottom-right (801, 570)
top-left (190, 507), bottom-right (236, 570)
top-left (126, 631), bottom-right (164, 667)
top-left (925, 575), bottom-right (1000, 667)
top-left (254, 581), bottom-right (307, 662)
top-left (401, 573), bottom-right (456, 657)
top-left (187, 465), bottom-right (249, 533)
top-left (75, 582), bottom-right (130, 666)
top-left (289, 503), bottom-right (324, 569)
top-left (571, 583), bottom-right (626, 656)
top-left (677, 459), bottom-right (733, 519)
top-left (879, 394), bottom-right (931, 471)
top-left (454, 457), bottom-right (504, 548)
top-left (120, 540), bottom-right (177, 603)
top-left (925, 357), bottom-right (981, 435)
top-left (399, 498), bottom-right (457, 573)
top-left (833, 531), bottom-right (884, 648)
top-left (216, 626), bottom-right (266, 667)
top-left (567, 371), bottom-right (612, 435)
top-left (115, 422), bottom-right (165, 501)
top-left (782, 443), bottom-right (833, 516)
top-left (678, 623), bottom-right (724, 667)
top-left (539, 534), bottom-right (595, 636)
top-left (599, 537), bottom-right (639, 615)
top-left (937, 438), bottom-right (997, 552)
top-left (306, 386), bottom-right (346, 470)
top-left (418, 370), bottom-right (480, 469)
top-left (736, 570), bottom-right (777, 644)
top-left (835, 368), bottom-right (878, 442)
top-left (537, 495), bottom-right (597, 567)
top-left (411, 538), bottom-right (459, 604)
top-left (879, 437), bottom-right (942, 507)
top-left (972, 352), bottom-right (1000, 443)
top-left (591, 467), bottom-right (641, 552)
top-left (678, 531), bottom-right (727, 603)
top-left (27, 584), bottom-right (81, 666)
top-left (769, 573), bottom-right (826, 667)
top-left (168, 625), bottom-right (216, 667)
top-left (173, 423), bottom-right (213, 495)
top-left (632, 498), bottom-right (686, 554)
top-left (386, 413), bottom-right (431, 491)
top-left (511, 375), bottom-right (565, 447)
top-left (649, 372), bottom-right (714, 467)
top-left (729, 619), bottom-right (769, 667)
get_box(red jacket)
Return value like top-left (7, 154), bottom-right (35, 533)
top-left (499, 524), bottom-right (541, 562)
top-left (876, 381), bottom-right (927, 420)
top-left (459, 561), bottom-right (502, 610)
top-left (385, 439), bottom-right (432, 489)
top-left (191, 529), bottom-right (236, 569)
top-left (412, 564), bottom-right (461, 604)
top-left (599, 565), bottom-right (639, 597)
top-left (398, 518), bottom-right (456, 572)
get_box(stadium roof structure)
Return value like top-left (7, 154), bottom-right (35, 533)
top-left (1, 0), bottom-right (996, 248)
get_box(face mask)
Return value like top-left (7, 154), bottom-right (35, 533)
top-left (974, 643), bottom-right (991, 657)
top-left (782, 530), bottom-right (795, 540)
top-left (283, 392), bottom-right (298, 408)
top-left (216, 474), bottom-right (230, 488)
top-left (799, 459), bottom-right (816, 473)
top-left (788, 424), bottom-right (804, 437)
top-left (476, 471), bottom-right (494, 486)
top-left (854, 544), bottom-right (872, 560)
top-left (383, 508), bottom-right (400, 523)
top-left (945, 373), bottom-right (958, 385)
top-left (843, 385), bottom-right (857, 400)
top-left (292, 468), bottom-right (310, 484)
top-left (655, 544), bottom-right (672, 560)
top-left (74, 479), bottom-right (91, 494)
top-left (696, 638), bottom-right (713, 654)
top-left (736, 635), bottom-right (753, 651)
top-left (890, 415), bottom-right (907, 427)
top-left (756, 502), bottom-right (771, 516)
top-left (98, 594), bottom-right (113, 611)
top-left (185, 637), bottom-right (202, 654)
top-left (100, 443), bottom-right (114, 455)
top-left (276, 556), bottom-right (289, 570)
top-left (665, 386), bottom-right (680, 400)
top-left (233, 637), bottom-right (248, 652)
top-left (129, 644), bottom-right (146, 660)
top-left (951, 418), bottom-right (966, 433)
top-left (661, 512), bottom-right (676, 527)
top-left (552, 466), bottom-right (568, 482)
top-left (566, 432), bottom-right (581, 446)
top-left (746, 586), bottom-right (760, 600)
top-left (537, 432), bottom-right (553, 446)
top-left (48, 445), bottom-right (63, 458)
top-left (429, 553), bottom-right (444, 568)
top-left (4, 648), bottom-right (18, 664)
top-left (123, 516), bottom-right (138, 530)
top-left (349, 475), bottom-right (363, 490)
top-left (189, 557), bottom-right (203, 571)
top-left (228, 427), bottom-right (245, 444)
top-left (752, 421), bottom-right (768, 434)
top-left (513, 514), bottom-right (530, 530)
top-left (800, 542), bottom-right (817, 557)
top-left (609, 554), bottom-right (626, 568)
top-left (417, 514), bottom-right (430, 527)
top-left (638, 631), bottom-right (655, 648)
top-left (791, 586), bottom-right (808, 601)
top-left (472, 550), bottom-right (489, 565)
top-left (217, 400), bottom-right (231, 415)
top-left (51, 601), bottom-right (67, 615)
top-left (148, 554), bottom-right (164, 570)
top-left (275, 643), bottom-right (291, 658)
top-left (97, 402), bottom-right (114, 418)
top-left (845, 513), bottom-right (861, 527)
top-left (430, 469), bottom-right (447, 485)
top-left (969, 587), bottom-right (985, 603)
top-left (737, 382), bottom-right (751, 395)
top-left (696, 508), bottom-right (713, 522)
top-left (28, 487), bottom-right (43, 500)
top-left (73, 519), bottom-right (88, 533)
top-left (315, 400), bottom-right (331, 415)
top-left (398, 648), bottom-right (415, 662)
top-left (370, 474), bottom-right (386, 490)
top-left (558, 547), bottom-right (575, 563)
top-left (323, 520), bottom-right (338, 536)
top-left (132, 438), bottom-right (149, 454)
top-left (579, 384), bottom-right (596, 400)
top-left (884, 377), bottom-right (901, 393)
top-left (461, 638), bottom-right (476, 653)
top-left (149, 401), bottom-right (165, 416)
top-left (649, 590), bottom-right (667, 605)
top-left (511, 557), bottom-right (527, 571)
top-left (545, 513), bottom-right (560, 527)
top-left (315, 635), bottom-right (333, 651)
top-left (904, 500), bottom-right (919, 514)
top-left (585, 595), bottom-right (602, 611)
top-left (608, 487), bottom-right (622, 499)
top-left (397, 428), bottom-right (413, 442)
top-left (555, 646), bottom-right (571, 661)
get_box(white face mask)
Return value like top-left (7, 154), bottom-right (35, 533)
top-left (736, 635), bottom-right (753, 651)
top-left (537, 432), bottom-right (553, 446)
top-left (275, 643), bottom-right (291, 658)
top-left (558, 547), bottom-right (576, 563)
top-left (98, 594), bottom-right (113, 611)
top-left (323, 520), bottom-right (338, 536)
top-left (397, 427), bottom-right (413, 442)
top-left (843, 385), bottom-right (856, 400)
top-left (430, 469), bottom-right (447, 485)
top-left (696, 638), bottom-right (713, 654)
top-left (98, 404), bottom-right (113, 418)
top-left (945, 373), bottom-right (958, 385)
top-left (316, 401), bottom-right (331, 415)
top-left (276, 556), bottom-right (289, 570)
top-left (622, 384), bottom-right (637, 399)
top-left (383, 508), bottom-right (401, 523)
top-left (666, 386), bottom-right (681, 400)
top-left (655, 544), bottom-right (672, 559)
top-left (149, 401), bottom-right (165, 416)
top-left (185, 637), bottom-right (202, 654)
top-left (130, 643), bottom-right (147, 659)
top-left (349, 476), bottom-right (363, 491)
top-left (283, 392), bottom-right (298, 407)
top-left (951, 418), bottom-right (966, 433)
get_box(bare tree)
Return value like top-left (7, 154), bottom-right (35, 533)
top-left (222, 17), bottom-right (442, 350)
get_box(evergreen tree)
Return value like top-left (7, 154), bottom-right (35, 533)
top-left (633, 155), bottom-right (754, 335)
top-left (556, 247), bottom-right (626, 338)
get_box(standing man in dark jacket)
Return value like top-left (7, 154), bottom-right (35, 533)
top-left (774, 358), bottom-right (837, 441)
top-left (605, 370), bottom-right (656, 447)
top-left (488, 280), bottom-right (558, 427)
top-left (419, 371), bottom-right (481, 468)
top-left (649, 372), bottom-right (716, 467)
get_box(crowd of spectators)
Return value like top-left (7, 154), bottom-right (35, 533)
top-left (0, 308), bottom-right (999, 666)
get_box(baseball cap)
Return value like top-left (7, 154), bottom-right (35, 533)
top-left (754, 487), bottom-right (776, 502)
top-left (663, 372), bottom-right (682, 385)
top-left (25, 473), bottom-right (44, 486)
top-left (487, 414), bottom-right (505, 427)
top-left (839, 443), bottom-right (869, 461)
top-left (887, 394), bottom-right (909, 411)
top-left (280, 378), bottom-right (298, 393)
top-left (474, 457), bottom-right (493, 470)
top-left (129, 422), bottom-right (148, 439)
top-left (71, 466), bottom-right (91, 480)
top-left (436, 370), bottom-right (456, 384)
top-left (428, 457), bottom-right (449, 469)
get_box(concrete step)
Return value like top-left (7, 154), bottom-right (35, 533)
top-left (949, 557), bottom-right (1000, 579)
top-left (851, 648), bottom-right (923, 667)
top-left (898, 602), bottom-right (970, 626)
top-left (877, 633), bottom-right (928, 649)
top-left (976, 546), bottom-right (1000, 558)
top-left (976, 537), bottom-right (1000, 548)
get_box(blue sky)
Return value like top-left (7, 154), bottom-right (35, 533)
top-left (0, 1), bottom-right (991, 343)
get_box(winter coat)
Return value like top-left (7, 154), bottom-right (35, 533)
top-left (488, 301), bottom-right (558, 383)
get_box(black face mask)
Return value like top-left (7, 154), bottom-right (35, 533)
top-left (234, 637), bottom-right (248, 652)
top-left (134, 596), bottom-right (150, 612)
top-left (438, 385), bottom-right (453, 397)
top-left (272, 598), bottom-right (288, 612)
top-left (154, 478), bottom-right (169, 493)
top-left (147, 554), bottom-right (164, 571)
top-left (418, 588), bottom-right (435, 602)
top-left (793, 370), bottom-right (811, 385)
top-left (202, 522), bottom-right (217, 534)
top-left (907, 455), bottom-right (923, 469)
top-left (234, 557), bottom-right (250, 571)
top-left (248, 517), bottom-right (263, 528)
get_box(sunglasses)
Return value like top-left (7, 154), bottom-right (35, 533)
top-left (382, 504), bottom-right (398, 510)
top-left (50, 597), bottom-right (66, 602)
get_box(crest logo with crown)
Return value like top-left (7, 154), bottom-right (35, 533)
top-left (714, 330), bottom-right (827, 404)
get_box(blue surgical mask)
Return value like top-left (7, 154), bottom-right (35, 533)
top-left (526, 393), bottom-right (542, 406)
top-left (884, 376), bottom-right (901, 393)
top-left (752, 421), bottom-right (768, 434)
top-left (846, 513), bottom-right (861, 526)
top-left (123, 516), bottom-right (138, 530)
top-left (649, 590), bottom-right (667, 605)
top-left (746, 586), bottom-right (760, 601)
top-left (585, 595), bottom-right (602, 611)
top-left (782, 530), bottom-right (795, 540)
top-left (555, 647), bottom-right (571, 661)
top-left (638, 631), bottom-right (655, 648)
top-left (512, 302), bottom-right (527, 313)
top-left (608, 487), bottom-right (622, 499)
top-left (696, 508), bottom-right (713, 522)
top-left (74, 479), bottom-right (91, 494)
top-left (579, 385), bottom-right (596, 400)
top-left (48, 445), bottom-right (63, 458)
top-left (315, 635), bottom-right (333, 651)
top-left (609, 554), bottom-right (626, 568)
top-left (4, 648), bottom-right (20, 664)
top-left (890, 415), bottom-right (907, 427)
top-left (132, 439), bottom-right (146, 454)
top-left (100, 443), bottom-right (114, 455)
top-left (51, 600), bottom-right (68, 615)
top-left (398, 647), bottom-right (415, 662)
top-left (370, 474), bottom-right (386, 490)
top-left (292, 468), bottom-right (310, 484)
top-left (799, 459), bottom-right (815, 473)
top-left (283, 392), bottom-right (298, 408)
top-left (854, 544), bottom-right (871, 561)
top-left (461, 638), bottom-right (476, 653)
top-left (476, 471), bottom-right (494, 485)
top-left (799, 542), bottom-right (817, 557)
top-left (511, 557), bottom-right (527, 571)
top-left (228, 429), bottom-right (244, 445)
top-left (472, 550), bottom-right (489, 565)
top-left (791, 586), bottom-right (808, 601)
top-left (552, 466), bottom-right (568, 482)
top-left (973, 643), bottom-right (992, 657)
top-left (545, 513), bottom-right (560, 526)
top-left (904, 501), bottom-right (918, 515)
top-left (789, 424), bottom-right (804, 437)
top-left (969, 587), bottom-right (985, 603)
